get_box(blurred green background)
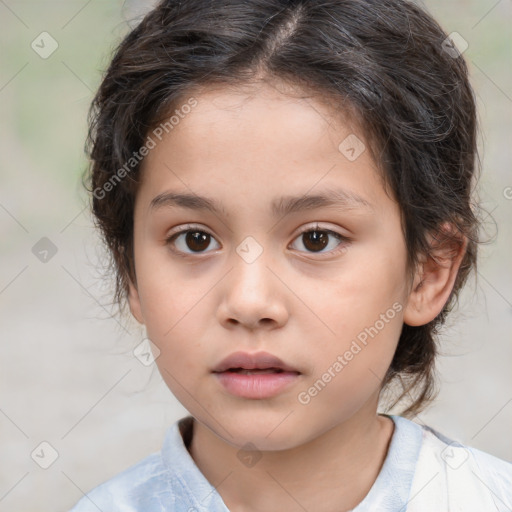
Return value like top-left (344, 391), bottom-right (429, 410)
top-left (0, 1), bottom-right (511, 510)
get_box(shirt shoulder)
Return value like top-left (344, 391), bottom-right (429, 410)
top-left (68, 451), bottom-right (173, 512)
top-left (407, 420), bottom-right (512, 512)
top-left (68, 418), bottom-right (229, 512)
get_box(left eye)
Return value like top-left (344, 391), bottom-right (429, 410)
top-left (290, 227), bottom-right (346, 255)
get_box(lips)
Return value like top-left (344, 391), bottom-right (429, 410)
top-left (226, 368), bottom-right (284, 375)
top-left (212, 351), bottom-right (301, 399)
top-left (212, 351), bottom-right (300, 374)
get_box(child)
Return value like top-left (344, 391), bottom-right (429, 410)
top-left (70, 0), bottom-right (512, 510)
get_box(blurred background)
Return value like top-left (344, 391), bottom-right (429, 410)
top-left (0, 1), bottom-right (511, 510)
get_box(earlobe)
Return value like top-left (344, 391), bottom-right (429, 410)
top-left (403, 223), bottom-right (468, 327)
top-left (127, 278), bottom-right (145, 325)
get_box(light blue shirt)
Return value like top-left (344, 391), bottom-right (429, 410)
top-left (69, 414), bottom-right (512, 511)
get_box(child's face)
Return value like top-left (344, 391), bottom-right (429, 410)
top-left (128, 81), bottom-right (415, 449)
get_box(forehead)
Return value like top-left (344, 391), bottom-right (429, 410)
top-left (136, 80), bottom-right (390, 216)
top-left (170, 79), bottom-right (354, 144)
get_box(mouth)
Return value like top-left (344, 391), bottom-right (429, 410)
top-left (212, 351), bottom-right (301, 374)
top-left (223, 368), bottom-right (291, 375)
top-left (212, 351), bottom-right (301, 399)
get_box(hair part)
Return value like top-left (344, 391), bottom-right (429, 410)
top-left (84, 0), bottom-right (483, 418)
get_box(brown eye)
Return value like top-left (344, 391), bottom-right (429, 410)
top-left (184, 231), bottom-right (211, 252)
top-left (290, 227), bottom-right (347, 256)
top-left (166, 228), bottom-right (220, 254)
top-left (302, 230), bottom-right (329, 252)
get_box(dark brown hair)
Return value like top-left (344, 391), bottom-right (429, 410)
top-left (84, 0), bottom-right (483, 417)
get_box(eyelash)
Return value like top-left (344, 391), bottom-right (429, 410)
top-left (164, 223), bottom-right (350, 259)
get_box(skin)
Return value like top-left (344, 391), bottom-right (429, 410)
top-left (127, 79), bottom-right (467, 512)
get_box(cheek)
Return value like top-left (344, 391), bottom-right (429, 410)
top-left (149, 319), bottom-right (207, 405)
top-left (297, 311), bottom-right (402, 428)
top-left (135, 256), bottom-right (198, 333)
top-left (318, 262), bottom-right (405, 341)
top-left (312, 303), bottom-right (403, 385)
top-left (305, 249), bottom-right (406, 390)
top-left (134, 267), bottom-right (210, 369)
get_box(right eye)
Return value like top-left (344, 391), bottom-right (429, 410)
top-left (165, 225), bottom-right (221, 255)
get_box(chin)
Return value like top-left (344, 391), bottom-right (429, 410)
top-left (199, 406), bottom-right (310, 451)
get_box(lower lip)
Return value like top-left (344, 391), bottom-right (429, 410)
top-left (214, 371), bottom-right (300, 399)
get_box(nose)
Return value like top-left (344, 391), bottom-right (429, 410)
top-left (217, 247), bottom-right (289, 331)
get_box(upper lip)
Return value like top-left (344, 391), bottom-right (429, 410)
top-left (212, 351), bottom-right (300, 373)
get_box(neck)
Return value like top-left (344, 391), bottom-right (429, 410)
top-left (188, 399), bottom-right (395, 512)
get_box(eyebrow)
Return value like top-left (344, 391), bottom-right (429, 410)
top-left (149, 188), bottom-right (374, 218)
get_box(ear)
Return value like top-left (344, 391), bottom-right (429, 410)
top-left (403, 222), bottom-right (468, 327)
top-left (127, 276), bottom-right (145, 325)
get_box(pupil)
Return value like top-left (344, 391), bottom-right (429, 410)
top-left (186, 231), bottom-right (210, 252)
top-left (304, 230), bottom-right (328, 252)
